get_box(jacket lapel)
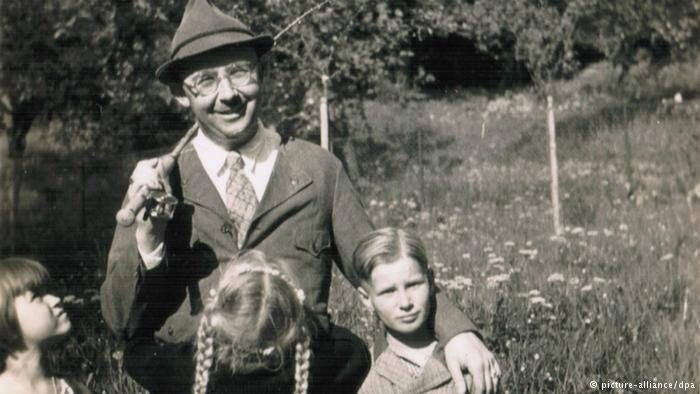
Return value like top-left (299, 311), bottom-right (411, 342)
top-left (252, 141), bottom-right (312, 223)
top-left (374, 351), bottom-right (412, 390)
top-left (178, 144), bottom-right (229, 219)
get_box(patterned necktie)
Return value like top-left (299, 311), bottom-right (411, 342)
top-left (225, 152), bottom-right (258, 248)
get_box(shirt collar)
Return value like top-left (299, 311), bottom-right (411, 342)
top-left (191, 121), bottom-right (281, 177)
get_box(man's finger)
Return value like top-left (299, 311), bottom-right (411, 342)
top-left (482, 362), bottom-right (493, 394)
top-left (445, 356), bottom-right (467, 394)
top-left (491, 358), bottom-right (501, 391)
top-left (130, 158), bottom-right (160, 183)
top-left (469, 364), bottom-right (485, 394)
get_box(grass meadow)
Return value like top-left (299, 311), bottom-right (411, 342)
top-left (4, 60), bottom-right (699, 392)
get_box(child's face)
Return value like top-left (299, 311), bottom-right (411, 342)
top-left (14, 291), bottom-right (71, 345)
top-left (360, 256), bottom-right (431, 337)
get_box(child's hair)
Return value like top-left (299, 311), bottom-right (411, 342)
top-left (352, 227), bottom-right (430, 284)
top-left (193, 250), bottom-right (312, 394)
top-left (0, 257), bottom-right (51, 372)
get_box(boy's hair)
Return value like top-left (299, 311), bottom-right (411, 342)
top-left (0, 257), bottom-right (50, 372)
top-left (193, 250), bottom-right (312, 394)
top-left (352, 227), bottom-right (430, 284)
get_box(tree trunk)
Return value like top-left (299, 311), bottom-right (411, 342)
top-left (0, 144), bottom-right (7, 252)
top-left (5, 100), bottom-right (38, 252)
top-left (8, 152), bottom-right (23, 253)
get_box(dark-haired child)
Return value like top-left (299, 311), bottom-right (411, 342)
top-left (0, 257), bottom-right (87, 394)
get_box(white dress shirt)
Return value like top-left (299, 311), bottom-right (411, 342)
top-left (139, 123), bottom-right (281, 269)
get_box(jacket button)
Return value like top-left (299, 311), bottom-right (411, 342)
top-left (221, 224), bottom-right (232, 236)
top-left (167, 327), bottom-right (174, 336)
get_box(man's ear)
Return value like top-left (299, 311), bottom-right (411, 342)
top-left (173, 94), bottom-right (191, 108)
top-left (169, 83), bottom-right (191, 108)
top-left (357, 286), bottom-right (374, 312)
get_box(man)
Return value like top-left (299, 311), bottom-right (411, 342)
top-left (100, 0), bottom-right (500, 393)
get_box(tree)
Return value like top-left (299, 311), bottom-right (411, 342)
top-left (0, 0), bottom-right (185, 250)
top-left (217, 0), bottom-right (450, 179)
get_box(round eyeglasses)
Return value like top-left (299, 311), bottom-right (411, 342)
top-left (184, 62), bottom-right (257, 96)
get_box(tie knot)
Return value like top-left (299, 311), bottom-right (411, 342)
top-left (225, 152), bottom-right (244, 171)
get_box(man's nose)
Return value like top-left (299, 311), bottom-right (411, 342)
top-left (216, 77), bottom-right (240, 102)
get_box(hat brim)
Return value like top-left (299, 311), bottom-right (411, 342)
top-left (156, 33), bottom-right (274, 84)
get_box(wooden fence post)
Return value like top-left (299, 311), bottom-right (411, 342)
top-left (547, 95), bottom-right (562, 236)
top-left (320, 75), bottom-right (330, 151)
top-left (417, 126), bottom-right (425, 208)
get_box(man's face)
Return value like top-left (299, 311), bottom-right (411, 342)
top-left (178, 46), bottom-right (261, 149)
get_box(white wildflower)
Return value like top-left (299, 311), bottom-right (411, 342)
top-left (659, 253), bottom-right (673, 261)
top-left (486, 273), bottom-right (511, 288)
top-left (547, 273), bottom-right (565, 283)
top-left (454, 275), bottom-right (472, 287)
top-left (518, 249), bottom-right (538, 257)
top-left (488, 256), bottom-right (505, 264)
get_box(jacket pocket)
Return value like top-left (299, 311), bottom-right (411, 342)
top-left (295, 230), bottom-right (331, 257)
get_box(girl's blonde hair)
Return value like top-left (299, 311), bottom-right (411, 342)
top-left (193, 250), bottom-right (312, 394)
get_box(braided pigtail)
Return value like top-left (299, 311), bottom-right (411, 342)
top-left (193, 313), bottom-right (216, 394)
top-left (293, 330), bottom-right (312, 394)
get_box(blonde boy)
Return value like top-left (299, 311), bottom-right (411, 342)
top-left (353, 228), bottom-right (474, 393)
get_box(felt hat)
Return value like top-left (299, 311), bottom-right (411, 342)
top-left (156, 0), bottom-right (274, 84)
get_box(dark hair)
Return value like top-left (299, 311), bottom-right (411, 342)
top-left (0, 257), bottom-right (50, 372)
top-left (352, 227), bottom-right (430, 284)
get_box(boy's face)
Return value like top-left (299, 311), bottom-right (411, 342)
top-left (359, 256), bottom-right (431, 337)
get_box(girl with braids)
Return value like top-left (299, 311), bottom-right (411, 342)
top-left (193, 250), bottom-right (314, 394)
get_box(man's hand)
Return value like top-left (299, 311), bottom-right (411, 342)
top-left (128, 158), bottom-right (171, 253)
top-left (444, 332), bottom-right (501, 394)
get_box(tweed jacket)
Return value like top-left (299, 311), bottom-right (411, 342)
top-left (359, 347), bottom-right (457, 394)
top-left (100, 134), bottom-right (476, 344)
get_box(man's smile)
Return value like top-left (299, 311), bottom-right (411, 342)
top-left (214, 101), bottom-right (247, 120)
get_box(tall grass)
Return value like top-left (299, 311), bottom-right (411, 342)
top-left (6, 59), bottom-right (698, 392)
top-left (330, 60), bottom-right (699, 392)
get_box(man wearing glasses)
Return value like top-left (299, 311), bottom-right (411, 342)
top-left (101, 1), bottom-right (500, 393)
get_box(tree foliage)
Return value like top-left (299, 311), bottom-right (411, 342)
top-left (458, 0), bottom-right (700, 89)
top-left (0, 0), bottom-right (188, 154)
